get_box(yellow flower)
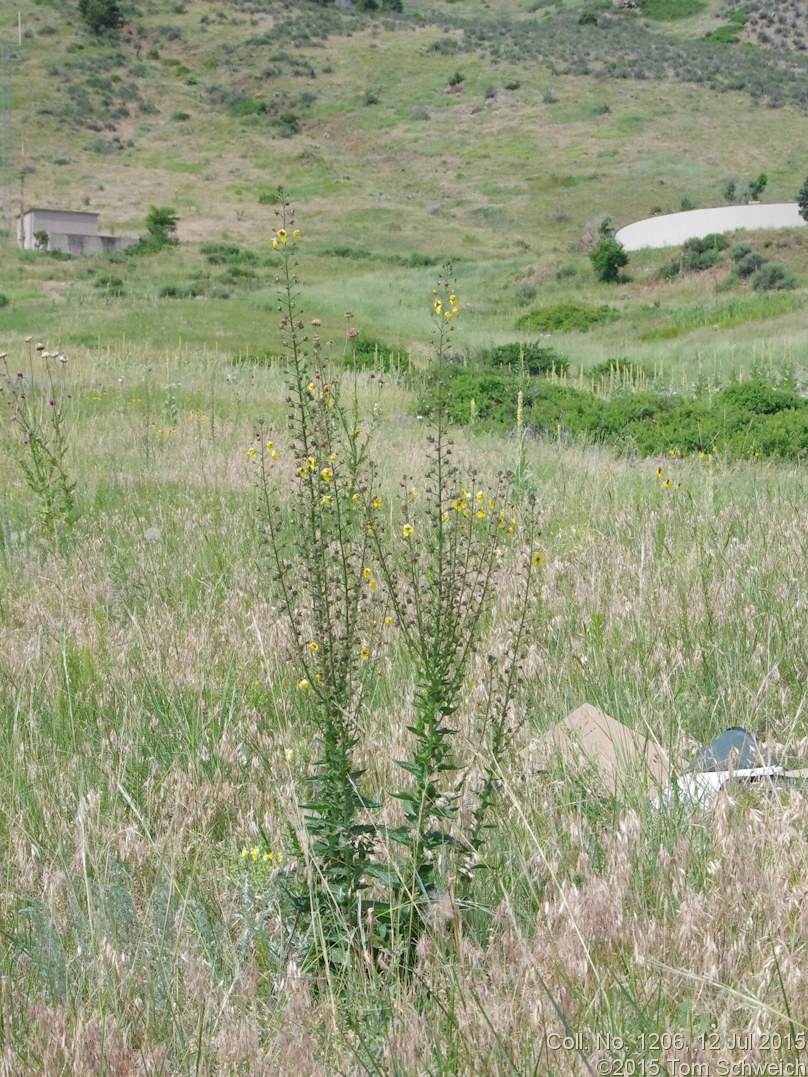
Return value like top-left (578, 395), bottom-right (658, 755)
top-left (402, 523), bottom-right (415, 538)
top-left (277, 229), bottom-right (287, 243)
top-left (293, 229), bottom-right (300, 238)
top-left (370, 580), bottom-right (376, 591)
top-left (298, 467), bottom-right (308, 478)
top-left (298, 679), bottom-right (310, 689)
top-left (364, 568), bottom-right (373, 579)
top-left (452, 306), bottom-right (459, 316)
top-left (272, 238), bottom-right (280, 249)
top-left (372, 495), bottom-right (381, 508)
top-left (384, 616), bottom-right (393, 625)
top-left (445, 311), bottom-right (452, 320)
top-left (308, 642), bottom-right (319, 652)
top-left (270, 449), bottom-right (278, 460)
top-left (489, 499), bottom-right (496, 509)
top-left (434, 299), bottom-right (442, 312)
top-left (656, 468), bottom-right (663, 478)
top-left (361, 647), bottom-right (369, 661)
top-left (247, 447), bottom-right (257, 458)
top-left (321, 467), bottom-right (332, 482)
top-left (409, 487), bottom-right (418, 499)
top-left (251, 847), bottom-right (259, 860)
top-left (443, 511), bottom-right (450, 521)
top-left (477, 509), bottom-right (486, 519)
top-left (320, 495), bottom-right (331, 506)
top-left (306, 456), bottom-right (316, 470)
top-left (663, 480), bottom-right (671, 488)
top-left (494, 548), bottom-right (504, 558)
top-left (476, 491), bottom-right (485, 503)
top-left (449, 294), bottom-right (457, 304)
top-left (330, 452), bottom-right (337, 463)
top-left (266, 441), bottom-right (273, 450)
top-left (532, 551), bottom-right (545, 567)
top-left (263, 853), bottom-right (271, 862)
top-left (241, 848), bottom-right (249, 858)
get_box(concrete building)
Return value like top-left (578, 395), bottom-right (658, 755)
top-left (19, 208), bottom-right (137, 255)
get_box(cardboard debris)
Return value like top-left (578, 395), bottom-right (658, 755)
top-left (526, 703), bottom-right (670, 797)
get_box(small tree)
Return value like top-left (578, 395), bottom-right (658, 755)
top-left (590, 237), bottom-right (628, 283)
top-left (749, 173), bottom-right (767, 201)
top-left (797, 177), bottom-right (808, 224)
top-left (78, 0), bottom-right (123, 34)
top-left (133, 207), bottom-right (179, 253)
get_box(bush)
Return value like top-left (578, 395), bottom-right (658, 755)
top-left (78, 0), bottom-right (123, 33)
top-left (682, 234), bottom-right (729, 254)
top-left (751, 263), bottom-right (798, 291)
top-left (132, 207), bottom-right (179, 254)
top-left (476, 341), bottom-right (568, 376)
top-left (0, 294), bottom-right (9, 308)
top-left (589, 238), bottom-right (629, 283)
top-left (798, 176), bottom-right (808, 223)
top-left (515, 303), bottom-right (617, 333)
top-left (736, 252), bottom-right (767, 278)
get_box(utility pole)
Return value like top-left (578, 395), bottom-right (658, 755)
top-left (1, 44), bottom-right (22, 247)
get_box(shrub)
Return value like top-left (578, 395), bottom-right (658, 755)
top-left (132, 207), bottom-right (179, 253)
top-left (515, 303), bottom-right (617, 333)
top-left (797, 176), bottom-right (808, 223)
top-left (477, 341), bottom-right (569, 376)
top-left (751, 263), bottom-right (798, 291)
top-left (589, 238), bottom-right (629, 283)
top-left (682, 234), bottom-right (729, 254)
top-left (78, 0), bottom-right (123, 34)
top-left (736, 251), bottom-right (767, 278)
top-left (0, 294), bottom-right (9, 308)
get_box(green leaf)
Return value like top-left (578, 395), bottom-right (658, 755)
top-left (362, 863), bottom-right (402, 886)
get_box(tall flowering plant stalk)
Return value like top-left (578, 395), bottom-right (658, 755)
top-left (259, 216), bottom-right (542, 975)
top-left (364, 268), bottom-right (542, 962)
top-left (1, 341), bottom-right (78, 544)
top-left (257, 200), bottom-right (381, 971)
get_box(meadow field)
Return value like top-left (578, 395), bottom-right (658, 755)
top-left (3, 0), bottom-right (808, 1073)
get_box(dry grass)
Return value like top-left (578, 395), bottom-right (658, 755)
top-left (2, 337), bottom-right (808, 1072)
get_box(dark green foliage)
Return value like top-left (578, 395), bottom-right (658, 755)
top-left (158, 283), bottom-right (198, 299)
top-left (683, 234), bottom-right (729, 254)
top-left (737, 252), bottom-right (766, 278)
top-left (751, 263), bottom-right (798, 291)
top-left (797, 177), bottom-right (808, 223)
top-left (476, 341), bottom-right (569, 376)
top-left (0, 294), bottom-right (9, 308)
top-left (230, 97), bottom-right (267, 117)
top-left (749, 172), bottom-right (768, 200)
top-left (342, 333), bottom-right (413, 374)
top-left (78, 0), bottom-right (123, 34)
top-left (422, 371), bottom-right (808, 458)
top-left (276, 112), bottom-right (301, 137)
top-left (589, 238), bottom-right (629, 283)
top-left (129, 207), bottom-right (179, 255)
top-left (515, 303), bottom-right (617, 333)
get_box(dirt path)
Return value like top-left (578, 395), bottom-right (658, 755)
top-left (615, 203), bottom-right (805, 251)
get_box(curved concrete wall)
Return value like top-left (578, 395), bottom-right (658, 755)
top-left (615, 203), bottom-right (805, 252)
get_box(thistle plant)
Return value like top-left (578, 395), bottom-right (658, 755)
top-left (1, 341), bottom-right (78, 543)
top-left (258, 211), bottom-right (541, 976)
